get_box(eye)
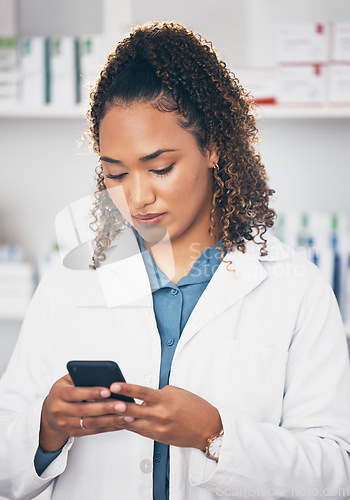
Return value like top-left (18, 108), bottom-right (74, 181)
top-left (105, 163), bottom-right (175, 181)
top-left (105, 172), bottom-right (127, 181)
top-left (151, 163), bottom-right (175, 176)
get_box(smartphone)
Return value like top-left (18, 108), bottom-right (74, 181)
top-left (66, 360), bottom-right (135, 403)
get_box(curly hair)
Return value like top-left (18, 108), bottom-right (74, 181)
top-left (87, 20), bottom-right (276, 270)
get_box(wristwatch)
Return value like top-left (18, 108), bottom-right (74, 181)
top-left (205, 428), bottom-right (224, 462)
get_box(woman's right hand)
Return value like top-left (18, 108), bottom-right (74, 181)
top-left (39, 374), bottom-right (132, 452)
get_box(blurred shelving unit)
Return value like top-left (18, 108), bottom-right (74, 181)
top-left (0, 0), bottom-right (132, 118)
top-left (256, 106), bottom-right (350, 119)
top-left (0, 105), bottom-right (87, 118)
top-left (2, 105), bottom-right (350, 120)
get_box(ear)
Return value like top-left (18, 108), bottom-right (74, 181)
top-left (206, 141), bottom-right (220, 168)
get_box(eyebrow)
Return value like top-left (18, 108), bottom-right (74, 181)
top-left (99, 148), bottom-right (179, 164)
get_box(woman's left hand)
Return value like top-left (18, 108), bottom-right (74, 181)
top-left (109, 383), bottom-right (222, 450)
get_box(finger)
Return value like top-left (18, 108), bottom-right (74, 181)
top-left (63, 374), bottom-right (73, 384)
top-left (121, 417), bottom-right (163, 441)
top-left (120, 401), bottom-right (155, 420)
top-left (110, 383), bottom-right (159, 404)
top-left (61, 399), bottom-right (124, 418)
top-left (75, 414), bottom-right (129, 432)
top-left (62, 384), bottom-right (111, 403)
top-left (73, 423), bottom-right (126, 437)
top-left (76, 398), bottom-right (151, 420)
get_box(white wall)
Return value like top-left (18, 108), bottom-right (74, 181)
top-left (0, 118), bottom-right (96, 262)
top-left (258, 118), bottom-right (350, 214)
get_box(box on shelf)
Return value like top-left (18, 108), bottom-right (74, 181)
top-left (79, 34), bottom-right (104, 106)
top-left (331, 22), bottom-right (350, 63)
top-left (277, 64), bottom-right (326, 105)
top-left (19, 37), bottom-right (49, 105)
top-left (277, 23), bottom-right (328, 64)
top-left (18, 34), bottom-right (103, 107)
top-left (328, 63), bottom-right (350, 105)
top-left (236, 68), bottom-right (277, 105)
top-left (0, 37), bottom-right (18, 103)
top-left (50, 36), bottom-right (80, 105)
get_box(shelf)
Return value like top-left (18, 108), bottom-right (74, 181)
top-left (1, 104), bottom-right (350, 119)
top-left (0, 105), bottom-right (89, 119)
top-left (255, 105), bottom-right (350, 119)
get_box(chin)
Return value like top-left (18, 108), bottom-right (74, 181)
top-left (135, 222), bottom-right (168, 244)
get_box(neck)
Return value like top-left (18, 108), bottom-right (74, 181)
top-left (143, 213), bottom-right (222, 283)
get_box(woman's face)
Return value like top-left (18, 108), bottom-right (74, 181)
top-left (99, 102), bottom-right (219, 247)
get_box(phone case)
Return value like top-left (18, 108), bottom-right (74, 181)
top-left (66, 360), bottom-right (135, 403)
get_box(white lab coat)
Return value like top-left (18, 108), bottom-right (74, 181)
top-left (1, 226), bottom-right (350, 500)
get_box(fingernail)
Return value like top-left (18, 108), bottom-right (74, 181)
top-left (123, 416), bottom-right (134, 423)
top-left (101, 389), bottom-right (110, 397)
top-left (114, 403), bottom-right (125, 412)
top-left (111, 383), bottom-right (121, 392)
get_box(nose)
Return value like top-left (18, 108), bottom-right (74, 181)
top-left (128, 173), bottom-right (156, 209)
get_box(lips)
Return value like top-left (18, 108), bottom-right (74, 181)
top-left (132, 213), bottom-right (166, 224)
top-left (133, 213), bottom-right (165, 220)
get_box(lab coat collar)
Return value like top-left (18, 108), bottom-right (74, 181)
top-left (95, 227), bottom-right (290, 318)
top-left (93, 228), bottom-right (291, 358)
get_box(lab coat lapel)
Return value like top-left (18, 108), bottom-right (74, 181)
top-left (174, 236), bottom-right (290, 357)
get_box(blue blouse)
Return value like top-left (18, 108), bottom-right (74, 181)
top-left (135, 230), bottom-right (223, 500)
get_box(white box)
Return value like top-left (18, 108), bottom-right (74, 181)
top-left (50, 36), bottom-right (79, 105)
top-left (277, 23), bottom-right (328, 64)
top-left (79, 34), bottom-right (104, 105)
top-left (19, 37), bottom-right (48, 105)
top-left (331, 22), bottom-right (350, 63)
top-left (328, 63), bottom-right (350, 105)
top-left (0, 36), bottom-right (17, 69)
top-left (277, 65), bottom-right (326, 105)
top-left (236, 67), bottom-right (277, 105)
top-left (0, 71), bottom-right (18, 101)
top-left (0, 36), bottom-right (18, 103)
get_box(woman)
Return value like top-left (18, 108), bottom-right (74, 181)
top-left (1, 21), bottom-right (350, 500)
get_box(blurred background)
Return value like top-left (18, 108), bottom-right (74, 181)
top-left (1, 0), bottom-right (350, 389)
